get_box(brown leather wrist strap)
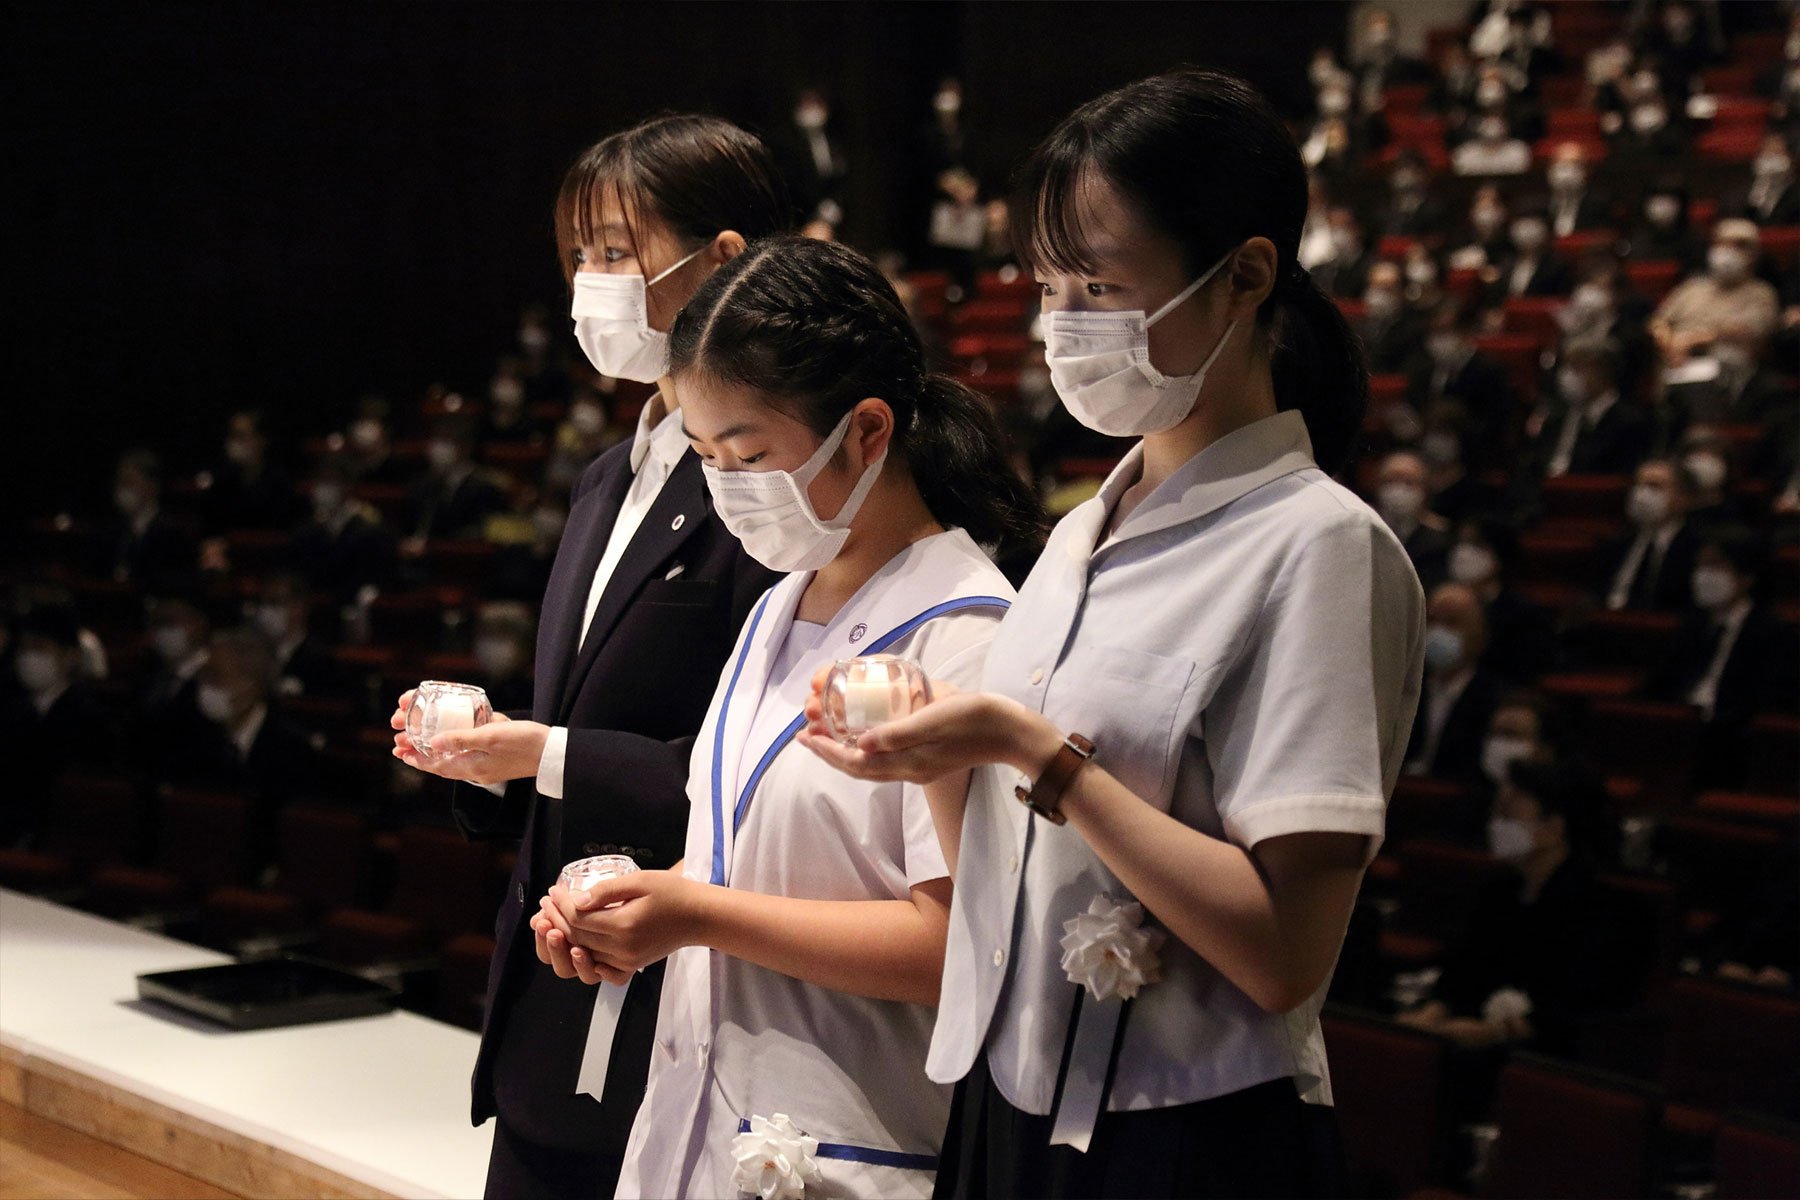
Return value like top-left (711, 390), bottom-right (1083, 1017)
top-left (1014, 733), bottom-right (1096, 825)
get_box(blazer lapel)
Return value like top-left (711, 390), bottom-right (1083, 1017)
top-left (557, 451), bottom-right (710, 717)
top-left (533, 460), bottom-right (634, 723)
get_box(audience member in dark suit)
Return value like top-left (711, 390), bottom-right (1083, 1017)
top-left (483, 367), bottom-right (552, 447)
top-left (200, 410), bottom-right (301, 534)
top-left (1308, 205), bottom-right (1375, 299)
top-left (250, 572), bottom-right (341, 698)
top-left (1376, 450), bottom-right (1453, 591)
top-left (1725, 133), bottom-right (1800, 227)
top-left (1355, 261), bottom-right (1427, 373)
top-left (1377, 152), bottom-right (1449, 240)
top-left (97, 449), bottom-right (196, 592)
top-left (1528, 335), bottom-right (1654, 479)
top-left (1644, 526), bottom-right (1800, 787)
top-left (1627, 182), bottom-right (1707, 272)
top-left (409, 415), bottom-right (508, 542)
top-left (1677, 433), bottom-right (1752, 529)
top-left (1482, 206), bottom-right (1573, 305)
top-left (1399, 760), bottom-right (1609, 1057)
top-left (0, 605), bottom-right (117, 847)
top-left (1449, 516), bottom-right (1556, 685)
top-left (1409, 299), bottom-right (1517, 471)
top-left (293, 456), bottom-right (397, 604)
top-left (769, 87), bottom-right (848, 231)
top-left (1406, 582), bottom-right (1505, 780)
top-left (342, 404), bottom-right (412, 487)
top-left (1542, 143), bottom-right (1614, 237)
top-left (470, 600), bottom-right (537, 715)
top-left (1598, 458), bottom-right (1703, 612)
top-left (158, 628), bottom-right (319, 872)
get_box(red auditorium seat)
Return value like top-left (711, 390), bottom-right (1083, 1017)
top-left (0, 774), bottom-right (145, 895)
top-left (1376, 234), bottom-right (1419, 260)
top-left (1483, 1057), bottom-right (1656, 1200)
top-left (1471, 333), bottom-right (1541, 403)
top-left (974, 270), bottom-right (1039, 304)
top-left (1445, 266), bottom-right (1482, 301)
top-left (1593, 873), bottom-right (1679, 1009)
top-left (1761, 227), bottom-right (1800, 271)
top-left (1714, 1117), bottom-right (1800, 1200)
top-left (949, 298), bottom-right (1030, 336)
top-left (1334, 297), bottom-right (1367, 323)
top-left (1662, 979), bottom-right (1800, 1123)
top-left (1533, 134), bottom-right (1607, 165)
top-left (1583, 699), bottom-right (1701, 810)
top-left (1578, 609), bottom-right (1681, 673)
top-left (1516, 529), bottom-right (1604, 589)
top-left (199, 805), bottom-right (374, 948)
top-left (1658, 814), bottom-right (1789, 937)
top-left (436, 932), bottom-right (497, 1031)
top-left (1699, 129), bottom-right (1766, 163)
top-left (1553, 229), bottom-right (1618, 264)
top-left (1383, 84), bottom-right (1430, 116)
top-left (1379, 841), bottom-right (1510, 966)
top-left (905, 270), bottom-right (952, 321)
top-left (1500, 296), bottom-right (1564, 344)
top-left (1546, 110), bottom-right (1603, 138)
top-left (87, 788), bottom-right (257, 920)
top-left (317, 826), bottom-right (496, 970)
top-left (1624, 260), bottom-right (1682, 303)
top-left (1540, 472), bottom-right (1629, 523)
top-left (1701, 65), bottom-right (1759, 97)
top-left (1321, 1009), bottom-right (1449, 1197)
top-left (1745, 713), bottom-right (1799, 796)
top-left (1693, 790), bottom-right (1800, 830)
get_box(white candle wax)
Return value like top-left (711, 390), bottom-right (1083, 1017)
top-left (842, 675), bottom-right (897, 732)
top-left (431, 693), bottom-right (478, 737)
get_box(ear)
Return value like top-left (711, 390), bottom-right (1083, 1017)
top-left (1226, 237), bottom-right (1278, 319)
top-left (847, 397), bottom-right (896, 469)
top-left (714, 230), bottom-right (748, 263)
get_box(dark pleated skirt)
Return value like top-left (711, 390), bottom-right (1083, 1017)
top-left (933, 1054), bottom-right (1347, 1200)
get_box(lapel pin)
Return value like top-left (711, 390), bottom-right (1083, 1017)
top-left (670, 513), bottom-right (686, 531)
top-left (848, 623), bottom-right (868, 643)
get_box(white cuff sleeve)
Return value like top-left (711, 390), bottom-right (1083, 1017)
top-left (536, 725), bottom-right (570, 800)
top-left (479, 780), bottom-right (506, 797)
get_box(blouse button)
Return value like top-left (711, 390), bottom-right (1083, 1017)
top-left (1028, 667), bottom-right (1045, 686)
top-left (1008, 855), bottom-right (1019, 874)
top-left (992, 949), bottom-right (1006, 967)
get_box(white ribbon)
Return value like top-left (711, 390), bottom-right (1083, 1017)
top-left (1047, 990), bottom-right (1126, 1153)
top-left (575, 979), bottom-right (632, 1100)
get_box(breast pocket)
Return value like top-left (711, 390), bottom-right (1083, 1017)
top-left (1049, 644), bottom-right (1204, 813)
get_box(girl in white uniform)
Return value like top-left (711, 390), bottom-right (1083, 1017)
top-left (533, 236), bottom-right (1044, 1199)
top-left (803, 70), bottom-right (1425, 1198)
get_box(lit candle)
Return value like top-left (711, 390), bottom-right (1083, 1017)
top-left (842, 675), bottom-right (899, 733)
top-left (432, 692), bottom-right (478, 736)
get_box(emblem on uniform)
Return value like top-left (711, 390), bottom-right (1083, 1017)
top-left (848, 623), bottom-right (867, 643)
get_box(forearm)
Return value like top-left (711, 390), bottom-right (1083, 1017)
top-left (1003, 705), bottom-right (1364, 1014)
top-left (923, 770), bottom-right (971, 877)
top-left (693, 884), bottom-right (949, 1006)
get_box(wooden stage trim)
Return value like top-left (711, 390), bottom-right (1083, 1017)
top-left (0, 1043), bottom-right (398, 1200)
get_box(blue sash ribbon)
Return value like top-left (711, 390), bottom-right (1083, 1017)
top-left (735, 1118), bottom-right (939, 1171)
top-left (708, 594), bottom-right (1011, 886)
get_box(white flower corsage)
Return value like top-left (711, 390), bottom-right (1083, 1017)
top-left (1059, 895), bottom-right (1166, 1001)
top-left (1481, 987), bottom-right (1534, 1028)
top-left (731, 1113), bottom-right (822, 1200)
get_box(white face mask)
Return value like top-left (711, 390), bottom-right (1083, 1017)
top-left (1378, 481), bottom-right (1425, 524)
top-left (1482, 735), bottom-right (1533, 783)
top-left (1042, 251), bottom-right (1238, 438)
top-left (16, 649), bottom-right (65, 695)
top-left (1684, 453), bottom-right (1727, 491)
top-left (1708, 245), bottom-right (1751, 284)
top-left (570, 244), bottom-right (709, 383)
top-left (197, 682), bottom-right (236, 725)
top-left (702, 410), bottom-right (887, 573)
top-left (426, 439), bottom-right (460, 472)
top-left (1627, 484), bottom-right (1670, 526)
top-left (1450, 543), bottom-right (1498, 585)
top-left (1487, 815), bottom-right (1536, 862)
top-left (474, 637), bottom-right (522, 677)
top-left (1423, 625), bottom-right (1465, 672)
top-left (252, 603), bottom-right (291, 643)
top-left (151, 625), bottom-right (192, 663)
top-left (1692, 566), bottom-right (1737, 610)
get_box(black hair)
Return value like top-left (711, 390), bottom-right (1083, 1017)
top-left (1009, 67), bottom-right (1368, 474)
top-left (669, 236), bottom-right (1047, 555)
top-left (1505, 758), bottom-right (1603, 861)
top-left (555, 114), bottom-right (792, 288)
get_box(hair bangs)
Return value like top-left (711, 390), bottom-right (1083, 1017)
top-left (1013, 132), bottom-right (1104, 277)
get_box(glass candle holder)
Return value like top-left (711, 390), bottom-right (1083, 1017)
top-left (558, 854), bottom-right (641, 895)
top-left (405, 680), bottom-right (492, 760)
top-left (821, 655), bottom-right (932, 745)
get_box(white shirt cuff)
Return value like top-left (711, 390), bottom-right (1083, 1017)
top-left (536, 725), bottom-right (570, 800)
top-left (479, 780), bottom-right (506, 797)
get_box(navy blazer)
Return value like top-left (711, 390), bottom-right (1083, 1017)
top-left (451, 438), bottom-right (776, 1141)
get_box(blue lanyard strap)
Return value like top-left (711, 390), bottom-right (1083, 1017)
top-left (709, 594), bottom-right (1011, 886)
top-left (735, 1118), bottom-right (939, 1172)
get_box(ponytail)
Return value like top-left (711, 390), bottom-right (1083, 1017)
top-left (908, 374), bottom-right (1047, 553)
top-left (1268, 266), bottom-right (1368, 476)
